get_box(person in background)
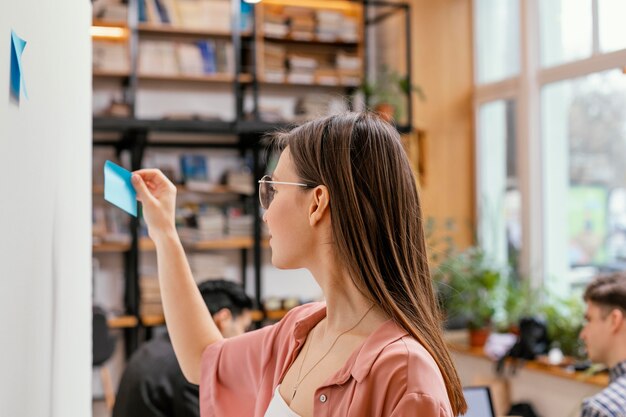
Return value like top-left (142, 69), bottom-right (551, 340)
top-left (579, 273), bottom-right (626, 417)
top-left (132, 112), bottom-right (467, 417)
top-left (112, 279), bottom-right (253, 417)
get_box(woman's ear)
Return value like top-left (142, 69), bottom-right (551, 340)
top-left (309, 185), bottom-right (330, 226)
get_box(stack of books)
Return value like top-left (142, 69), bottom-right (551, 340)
top-left (336, 51), bottom-right (361, 86)
top-left (188, 254), bottom-right (229, 282)
top-left (93, 41), bottom-right (130, 73)
top-left (139, 276), bottom-right (163, 316)
top-left (287, 54), bottom-right (317, 84)
top-left (285, 7), bottom-right (315, 40)
top-left (93, 0), bottom-right (128, 22)
top-left (263, 44), bottom-right (287, 82)
top-left (226, 206), bottom-right (253, 237)
top-left (316, 10), bottom-right (358, 42)
top-left (263, 9), bottom-right (289, 38)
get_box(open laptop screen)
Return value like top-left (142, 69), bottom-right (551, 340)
top-left (461, 386), bottom-right (496, 417)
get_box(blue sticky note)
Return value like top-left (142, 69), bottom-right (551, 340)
top-left (104, 160), bottom-right (137, 217)
top-left (10, 30), bottom-right (28, 102)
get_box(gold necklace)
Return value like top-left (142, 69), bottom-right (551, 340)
top-left (291, 304), bottom-right (375, 400)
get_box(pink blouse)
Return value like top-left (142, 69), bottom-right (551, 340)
top-left (200, 302), bottom-right (453, 417)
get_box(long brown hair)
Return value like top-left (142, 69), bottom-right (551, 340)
top-left (270, 112), bottom-right (467, 415)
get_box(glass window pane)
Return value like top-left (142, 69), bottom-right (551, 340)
top-left (477, 100), bottom-right (520, 273)
top-left (539, 0), bottom-right (592, 67)
top-left (542, 70), bottom-right (626, 292)
top-left (474, 0), bottom-right (520, 84)
top-left (598, 0), bottom-right (626, 52)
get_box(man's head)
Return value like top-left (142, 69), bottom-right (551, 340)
top-left (198, 279), bottom-right (253, 338)
top-left (580, 273), bottom-right (626, 367)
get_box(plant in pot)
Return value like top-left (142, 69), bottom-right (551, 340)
top-left (495, 277), bottom-right (541, 334)
top-left (539, 293), bottom-right (585, 359)
top-left (434, 246), bottom-right (503, 347)
top-left (360, 65), bottom-right (425, 123)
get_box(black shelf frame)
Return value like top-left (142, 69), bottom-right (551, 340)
top-left (92, 0), bottom-right (414, 356)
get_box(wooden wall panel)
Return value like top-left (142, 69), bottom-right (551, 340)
top-left (409, 0), bottom-right (475, 251)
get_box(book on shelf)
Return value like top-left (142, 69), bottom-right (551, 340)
top-left (177, 42), bottom-right (205, 76)
top-left (287, 8), bottom-right (316, 40)
top-left (93, 41), bottom-right (130, 73)
top-left (336, 52), bottom-right (361, 72)
top-left (180, 154), bottom-right (209, 182)
top-left (93, 0), bottom-right (128, 22)
top-left (338, 70), bottom-right (362, 87)
top-left (143, 151), bottom-right (182, 183)
top-left (139, 0), bottom-right (230, 31)
top-left (138, 40), bottom-right (178, 76)
top-left (188, 253), bottom-right (228, 282)
top-left (316, 10), bottom-right (359, 42)
top-left (224, 170), bottom-right (254, 195)
top-left (176, 0), bottom-right (230, 31)
top-left (287, 71), bottom-right (315, 85)
top-left (226, 207), bottom-right (253, 236)
top-left (315, 68), bottom-right (339, 86)
top-left (263, 23), bottom-right (289, 38)
top-left (93, 204), bottom-right (131, 244)
top-left (139, 39), bottom-right (232, 77)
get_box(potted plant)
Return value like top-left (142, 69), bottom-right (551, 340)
top-left (539, 293), bottom-right (585, 358)
top-left (434, 246), bottom-right (503, 347)
top-left (360, 65), bottom-right (425, 123)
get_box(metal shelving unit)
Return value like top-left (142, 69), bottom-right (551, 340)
top-left (92, 0), bottom-right (414, 356)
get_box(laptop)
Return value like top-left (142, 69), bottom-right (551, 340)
top-left (461, 386), bottom-right (496, 417)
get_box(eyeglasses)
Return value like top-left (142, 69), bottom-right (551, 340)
top-left (258, 175), bottom-right (313, 209)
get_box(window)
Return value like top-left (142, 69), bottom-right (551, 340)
top-left (543, 70), bottom-right (626, 290)
top-left (473, 0), bottom-right (626, 293)
top-left (477, 100), bottom-right (520, 273)
top-left (474, 0), bottom-right (520, 84)
top-left (598, 0), bottom-right (626, 52)
top-left (539, 0), bottom-right (592, 67)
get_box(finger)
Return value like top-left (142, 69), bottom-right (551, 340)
top-left (134, 169), bottom-right (175, 192)
top-left (133, 169), bottom-right (170, 182)
top-left (132, 174), bottom-right (157, 204)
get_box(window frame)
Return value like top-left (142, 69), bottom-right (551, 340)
top-left (473, 0), bottom-right (626, 287)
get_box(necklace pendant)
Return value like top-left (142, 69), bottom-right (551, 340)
top-left (292, 385), bottom-right (298, 400)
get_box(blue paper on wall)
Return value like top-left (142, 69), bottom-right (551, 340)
top-left (104, 160), bottom-right (137, 217)
top-left (10, 30), bottom-right (28, 102)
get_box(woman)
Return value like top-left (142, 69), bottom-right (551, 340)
top-left (131, 112), bottom-right (467, 417)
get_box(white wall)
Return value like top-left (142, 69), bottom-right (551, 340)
top-left (0, 1), bottom-right (92, 416)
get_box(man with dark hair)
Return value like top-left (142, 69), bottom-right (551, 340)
top-left (113, 279), bottom-right (253, 417)
top-left (579, 273), bottom-right (626, 417)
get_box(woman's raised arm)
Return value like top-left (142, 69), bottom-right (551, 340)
top-left (132, 169), bottom-right (223, 384)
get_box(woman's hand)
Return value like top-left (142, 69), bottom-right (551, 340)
top-left (131, 169), bottom-right (177, 241)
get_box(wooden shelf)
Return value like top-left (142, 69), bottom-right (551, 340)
top-left (448, 341), bottom-right (609, 387)
top-left (108, 315), bottom-right (138, 328)
top-left (109, 309), bottom-right (287, 329)
top-left (95, 236), bottom-right (268, 253)
top-left (92, 20), bottom-right (128, 28)
top-left (93, 241), bottom-right (131, 253)
top-left (141, 314), bottom-right (166, 327)
top-left (263, 34), bottom-right (359, 47)
top-left (93, 69), bottom-right (130, 79)
top-left (125, 310), bottom-right (288, 327)
top-left (137, 23), bottom-right (251, 38)
top-left (176, 184), bottom-right (252, 195)
top-left (139, 236), bottom-right (269, 251)
top-left (259, 79), bottom-right (360, 88)
top-left (138, 73), bottom-right (252, 84)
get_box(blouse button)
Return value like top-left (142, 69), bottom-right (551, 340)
top-left (319, 394), bottom-right (327, 403)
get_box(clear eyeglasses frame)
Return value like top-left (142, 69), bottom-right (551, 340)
top-left (257, 175), bottom-right (314, 209)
